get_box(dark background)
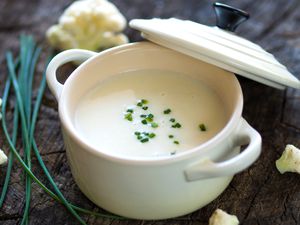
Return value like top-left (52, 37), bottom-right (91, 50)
top-left (0, 0), bottom-right (300, 224)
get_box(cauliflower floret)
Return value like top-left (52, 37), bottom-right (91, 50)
top-left (0, 149), bottom-right (7, 166)
top-left (209, 209), bottom-right (239, 225)
top-left (276, 144), bottom-right (300, 174)
top-left (46, 0), bottom-right (128, 51)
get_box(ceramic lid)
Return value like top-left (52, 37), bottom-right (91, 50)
top-left (129, 3), bottom-right (300, 90)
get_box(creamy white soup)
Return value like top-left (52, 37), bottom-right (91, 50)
top-left (74, 70), bottom-right (227, 158)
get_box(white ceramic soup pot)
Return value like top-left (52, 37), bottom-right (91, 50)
top-left (46, 42), bottom-right (261, 220)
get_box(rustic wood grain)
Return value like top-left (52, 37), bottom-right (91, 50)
top-left (0, 0), bottom-right (300, 224)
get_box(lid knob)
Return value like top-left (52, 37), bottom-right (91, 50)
top-left (213, 2), bottom-right (250, 32)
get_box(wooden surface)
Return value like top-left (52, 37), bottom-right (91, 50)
top-left (1, 0), bottom-right (300, 224)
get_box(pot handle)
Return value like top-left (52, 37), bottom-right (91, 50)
top-left (46, 49), bottom-right (97, 101)
top-left (184, 118), bottom-right (261, 181)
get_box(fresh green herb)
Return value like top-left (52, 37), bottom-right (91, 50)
top-left (141, 99), bottom-right (148, 104)
top-left (149, 133), bottom-right (156, 138)
top-left (151, 122), bottom-right (159, 128)
top-left (137, 99), bottom-right (148, 107)
top-left (126, 109), bottom-right (134, 113)
top-left (146, 118), bottom-right (153, 122)
top-left (199, 123), bottom-right (207, 131)
top-left (148, 113), bottom-right (154, 119)
top-left (172, 123), bottom-right (182, 128)
top-left (169, 118), bottom-right (175, 123)
top-left (140, 114), bottom-right (147, 118)
top-left (0, 74), bottom-right (19, 209)
top-left (142, 106), bottom-right (148, 110)
top-left (174, 140), bottom-right (180, 145)
top-left (135, 131), bottom-right (156, 142)
top-left (137, 135), bottom-right (143, 140)
top-left (163, 108), bottom-right (171, 114)
top-left (141, 138), bottom-right (149, 143)
top-left (141, 119), bottom-right (147, 124)
top-left (168, 135), bottom-right (174, 139)
top-left (124, 113), bottom-right (133, 121)
top-left (1, 35), bottom-right (124, 225)
top-left (146, 114), bottom-right (154, 122)
top-left (4, 44), bottom-right (87, 223)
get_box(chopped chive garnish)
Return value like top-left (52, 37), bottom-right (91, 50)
top-left (149, 133), bottom-right (156, 138)
top-left (163, 109), bottom-right (171, 114)
top-left (146, 117), bottom-right (153, 122)
top-left (173, 140), bottom-right (179, 145)
top-left (126, 109), bottom-right (134, 113)
top-left (124, 113), bottom-right (133, 121)
top-left (151, 122), bottom-right (159, 128)
top-left (137, 99), bottom-right (148, 107)
top-left (169, 118), bottom-right (175, 123)
top-left (127, 99), bottom-right (186, 145)
top-left (146, 114), bottom-right (154, 122)
top-left (172, 123), bottom-right (181, 128)
top-left (170, 151), bottom-right (176, 155)
top-left (137, 135), bottom-right (143, 140)
top-left (141, 99), bottom-right (148, 104)
top-left (199, 123), bottom-right (207, 131)
top-left (148, 114), bottom-right (154, 119)
top-left (141, 138), bottom-right (149, 143)
top-left (135, 131), bottom-right (156, 142)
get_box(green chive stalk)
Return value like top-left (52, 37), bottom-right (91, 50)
top-left (6, 40), bottom-right (85, 224)
top-left (0, 62), bottom-right (19, 208)
top-left (1, 35), bottom-right (124, 224)
top-left (7, 49), bottom-right (34, 225)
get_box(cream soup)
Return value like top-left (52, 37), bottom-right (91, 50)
top-left (74, 70), bottom-right (227, 158)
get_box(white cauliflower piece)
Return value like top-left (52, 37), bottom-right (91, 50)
top-left (209, 209), bottom-right (239, 225)
top-left (0, 149), bottom-right (7, 166)
top-left (46, 0), bottom-right (128, 51)
top-left (276, 144), bottom-right (300, 174)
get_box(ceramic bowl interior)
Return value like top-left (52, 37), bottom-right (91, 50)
top-left (59, 42), bottom-right (243, 160)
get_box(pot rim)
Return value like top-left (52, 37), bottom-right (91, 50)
top-left (58, 42), bottom-right (244, 165)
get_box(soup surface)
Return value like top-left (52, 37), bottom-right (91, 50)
top-left (74, 70), bottom-right (227, 158)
